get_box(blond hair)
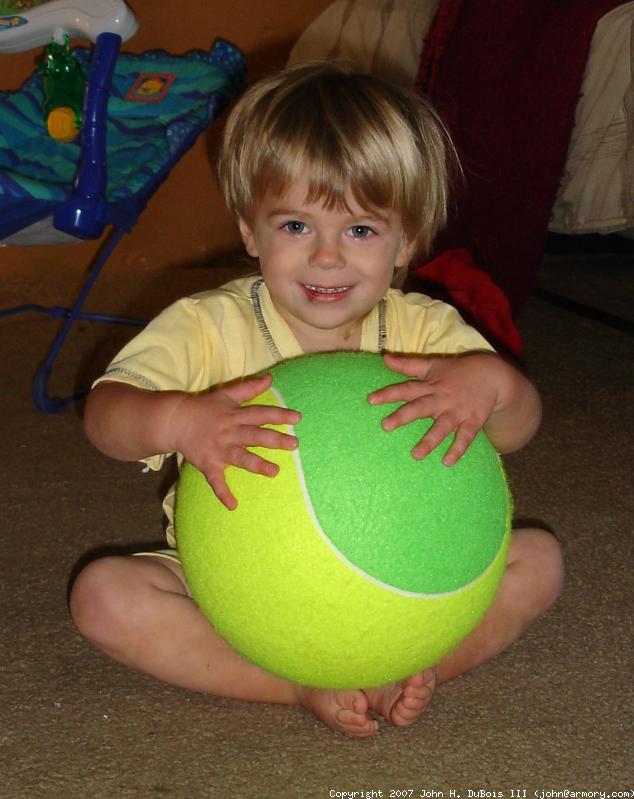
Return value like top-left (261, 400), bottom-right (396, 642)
top-left (217, 62), bottom-right (456, 255)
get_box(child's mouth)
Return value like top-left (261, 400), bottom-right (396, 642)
top-left (302, 283), bottom-right (352, 301)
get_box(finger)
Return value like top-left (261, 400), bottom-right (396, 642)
top-left (369, 379), bottom-right (432, 407)
top-left (207, 473), bottom-right (238, 511)
top-left (411, 415), bottom-right (458, 460)
top-left (224, 373), bottom-right (273, 404)
top-left (380, 396), bottom-right (437, 431)
top-left (231, 446), bottom-right (280, 478)
top-left (240, 403), bottom-right (301, 427)
top-left (440, 422), bottom-right (480, 465)
top-left (383, 352), bottom-right (434, 380)
top-left (239, 426), bottom-right (299, 452)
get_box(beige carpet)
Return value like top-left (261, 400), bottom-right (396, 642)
top-left (2, 250), bottom-right (632, 797)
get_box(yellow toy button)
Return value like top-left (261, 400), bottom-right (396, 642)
top-left (47, 107), bottom-right (79, 142)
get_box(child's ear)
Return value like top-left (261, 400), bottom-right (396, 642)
top-left (395, 236), bottom-right (417, 270)
top-left (238, 218), bottom-right (259, 258)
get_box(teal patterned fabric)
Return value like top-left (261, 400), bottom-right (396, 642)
top-left (0, 38), bottom-right (245, 238)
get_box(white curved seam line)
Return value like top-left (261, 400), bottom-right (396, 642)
top-left (270, 387), bottom-right (507, 599)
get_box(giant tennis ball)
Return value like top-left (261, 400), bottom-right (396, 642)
top-left (176, 352), bottom-right (511, 689)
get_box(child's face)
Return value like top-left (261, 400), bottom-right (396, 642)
top-left (238, 178), bottom-right (415, 351)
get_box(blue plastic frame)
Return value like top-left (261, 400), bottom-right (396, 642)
top-left (1, 32), bottom-right (144, 413)
top-left (0, 35), bottom-right (245, 412)
top-left (53, 32), bottom-right (121, 239)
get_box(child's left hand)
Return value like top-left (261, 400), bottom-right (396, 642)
top-left (368, 351), bottom-right (503, 465)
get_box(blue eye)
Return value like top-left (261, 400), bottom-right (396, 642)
top-left (283, 220), bottom-right (308, 234)
top-left (348, 225), bottom-right (373, 238)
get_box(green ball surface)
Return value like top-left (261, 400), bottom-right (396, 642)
top-left (176, 352), bottom-right (511, 689)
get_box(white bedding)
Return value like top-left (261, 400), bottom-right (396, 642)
top-left (549, 2), bottom-right (634, 235)
top-left (288, 0), bottom-right (634, 236)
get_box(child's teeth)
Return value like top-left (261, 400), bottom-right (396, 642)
top-left (306, 285), bottom-right (349, 293)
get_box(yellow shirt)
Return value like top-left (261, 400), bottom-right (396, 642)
top-left (96, 275), bottom-right (493, 546)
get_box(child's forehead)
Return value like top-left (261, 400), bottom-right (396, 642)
top-left (254, 175), bottom-right (395, 220)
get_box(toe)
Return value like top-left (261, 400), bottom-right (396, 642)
top-left (335, 708), bottom-right (379, 737)
top-left (297, 687), bottom-right (379, 737)
top-left (335, 691), bottom-right (378, 737)
top-left (389, 669), bottom-right (436, 727)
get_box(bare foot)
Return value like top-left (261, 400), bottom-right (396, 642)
top-left (295, 686), bottom-right (380, 737)
top-left (364, 668), bottom-right (436, 727)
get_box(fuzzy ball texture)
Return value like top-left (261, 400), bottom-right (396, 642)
top-left (176, 352), bottom-right (511, 689)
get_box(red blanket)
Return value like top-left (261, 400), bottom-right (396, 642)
top-left (407, 0), bottom-right (624, 321)
top-left (412, 249), bottom-right (523, 359)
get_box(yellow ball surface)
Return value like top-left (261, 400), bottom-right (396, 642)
top-left (176, 352), bottom-right (511, 689)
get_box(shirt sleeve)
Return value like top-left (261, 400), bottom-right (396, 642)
top-left (94, 296), bottom-right (211, 394)
top-left (92, 297), bottom-right (214, 472)
top-left (386, 291), bottom-right (495, 355)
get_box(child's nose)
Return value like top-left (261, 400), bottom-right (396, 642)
top-left (310, 235), bottom-right (343, 269)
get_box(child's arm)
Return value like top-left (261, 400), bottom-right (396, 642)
top-left (84, 374), bottom-right (301, 509)
top-left (368, 351), bottom-right (541, 464)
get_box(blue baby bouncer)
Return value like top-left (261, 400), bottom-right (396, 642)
top-left (0, 0), bottom-right (245, 411)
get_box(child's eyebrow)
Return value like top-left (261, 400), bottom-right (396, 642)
top-left (266, 205), bottom-right (392, 225)
top-left (354, 209), bottom-right (391, 225)
top-left (267, 207), bottom-right (303, 219)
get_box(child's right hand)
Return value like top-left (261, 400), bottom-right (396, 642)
top-left (170, 373), bottom-right (301, 510)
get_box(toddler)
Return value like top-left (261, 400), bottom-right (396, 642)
top-left (70, 62), bottom-right (564, 737)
